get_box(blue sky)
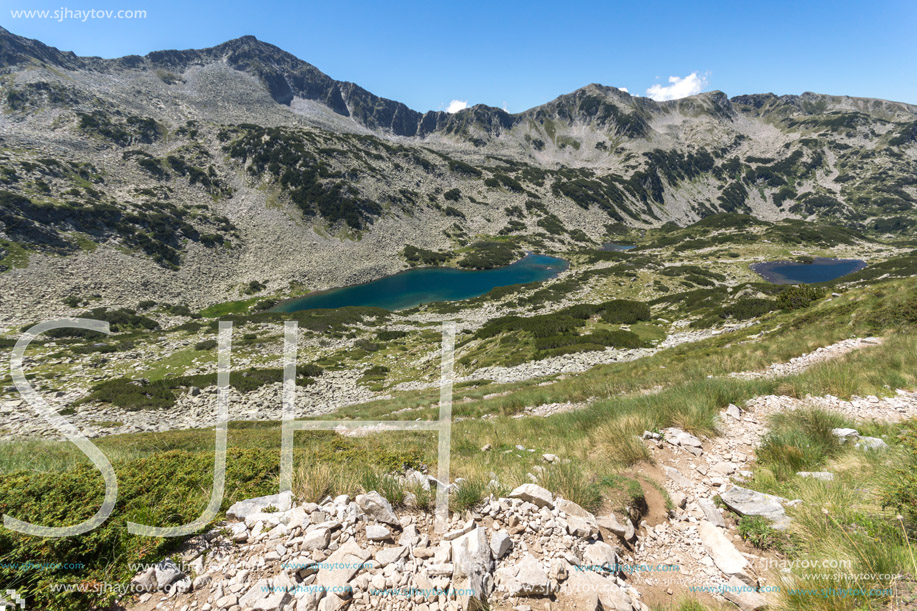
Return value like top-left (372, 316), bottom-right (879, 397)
top-left (4, 0), bottom-right (916, 111)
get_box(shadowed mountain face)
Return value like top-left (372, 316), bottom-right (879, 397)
top-left (0, 26), bottom-right (916, 284)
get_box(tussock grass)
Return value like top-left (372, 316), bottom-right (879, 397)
top-left (743, 424), bottom-right (917, 611)
top-left (757, 409), bottom-right (849, 480)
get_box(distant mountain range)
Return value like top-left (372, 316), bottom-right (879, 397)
top-left (0, 26), bottom-right (915, 310)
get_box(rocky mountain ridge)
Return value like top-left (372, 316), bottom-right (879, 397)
top-left (1, 27), bottom-right (916, 317)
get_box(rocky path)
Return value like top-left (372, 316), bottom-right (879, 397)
top-left (729, 337), bottom-right (883, 380)
top-left (629, 378), bottom-right (916, 610)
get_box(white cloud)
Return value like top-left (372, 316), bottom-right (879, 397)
top-left (619, 87), bottom-right (629, 93)
top-left (446, 99), bottom-right (468, 113)
top-left (645, 72), bottom-right (706, 101)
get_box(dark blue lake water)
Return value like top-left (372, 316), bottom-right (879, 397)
top-left (601, 243), bottom-right (636, 251)
top-left (274, 254), bottom-right (568, 312)
top-left (751, 258), bottom-right (866, 284)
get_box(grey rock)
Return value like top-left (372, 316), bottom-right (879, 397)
top-left (154, 559), bottom-right (185, 590)
top-left (301, 527), bottom-right (332, 551)
top-left (451, 526), bottom-right (492, 610)
top-left (355, 491), bottom-right (399, 527)
top-left (365, 524), bottom-right (392, 541)
top-left (373, 545), bottom-right (406, 567)
top-left (509, 483), bottom-right (554, 508)
top-left (490, 530), bottom-right (513, 559)
top-left (797, 471), bottom-right (835, 481)
top-left (831, 428), bottom-right (859, 441)
top-left (698, 521), bottom-right (749, 578)
top-left (582, 541), bottom-right (617, 572)
top-left (663, 465), bottom-right (693, 489)
top-left (722, 576), bottom-right (768, 610)
top-left (856, 436), bottom-right (889, 450)
top-left (511, 554), bottom-right (551, 596)
top-left (698, 498), bottom-right (726, 528)
top-left (596, 513), bottom-right (635, 543)
top-left (720, 485), bottom-right (791, 529)
top-left (227, 492), bottom-right (293, 521)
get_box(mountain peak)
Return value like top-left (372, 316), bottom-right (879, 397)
top-left (0, 26), bottom-right (84, 70)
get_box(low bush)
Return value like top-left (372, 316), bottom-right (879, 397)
top-left (403, 245), bottom-right (450, 266)
top-left (599, 300), bottom-right (652, 324)
top-left (457, 241), bottom-right (521, 269)
top-left (721, 298), bottom-right (777, 320)
top-left (777, 285), bottom-right (825, 311)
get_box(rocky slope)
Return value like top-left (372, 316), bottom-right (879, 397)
top-left (1, 26), bottom-right (916, 317)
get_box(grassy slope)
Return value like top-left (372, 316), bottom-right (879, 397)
top-left (1, 275), bottom-right (917, 609)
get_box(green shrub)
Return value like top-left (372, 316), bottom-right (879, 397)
top-left (777, 285), bottom-right (825, 310)
top-left (80, 366), bottom-right (319, 411)
top-left (737, 515), bottom-right (791, 551)
top-left (599, 300), bottom-right (651, 324)
top-left (194, 339), bottom-right (217, 351)
top-left (721, 298), bottom-right (777, 320)
top-left (376, 330), bottom-right (408, 342)
top-left (457, 241), bottom-right (521, 269)
top-left (443, 205), bottom-right (465, 219)
top-left (403, 245), bottom-right (450, 266)
top-left (244, 280), bottom-right (266, 295)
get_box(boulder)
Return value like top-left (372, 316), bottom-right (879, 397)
top-left (301, 527), bottom-right (332, 551)
top-left (316, 539), bottom-right (371, 591)
top-left (722, 576), bottom-right (769, 610)
top-left (856, 436), bottom-right (889, 450)
top-left (227, 492), bottom-right (293, 521)
top-left (562, 570), bottom-right (634, 611)
top-left (831, 428), bottom-right (859, 441)
top-left (451, 526), bottom-right (492, 610)
top-left (509, 484), bottom-right (554, 508)
top-left (490, 530), bottom-right (513, 559)
top-left (355, 491), bottom-right (399, 527)
top-left (596, 513), bottom-right (635, 543)
top-left (153, 559), bottom-right (185, 590)
top-left (239, 578), bottom-right (292, 610)
top-left (511, 554), bottom-right (551, 596)
top-left (697, 498), bottom-right (725, 528)
top-left (698, 522), bottom-right (749, 580)
top-left (374, 545), bottom-right (407, 567)
top-left (663, 465), bottom-right (693, 489)
top-left (130, 567), bottom-right (157, 593)
top-left (582, 541), bottom-right (617, 573)
top-left (720, 485), bottom-right (791, 529)
top-left (365, 524), bottom-right (392, 541)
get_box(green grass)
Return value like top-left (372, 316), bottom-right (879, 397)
top-left (756, 409), bottom-right (850, 480)
top-left (0, 239), bottom-right (30, 269)
top-left (199, 297), bottom-right (261, 317)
